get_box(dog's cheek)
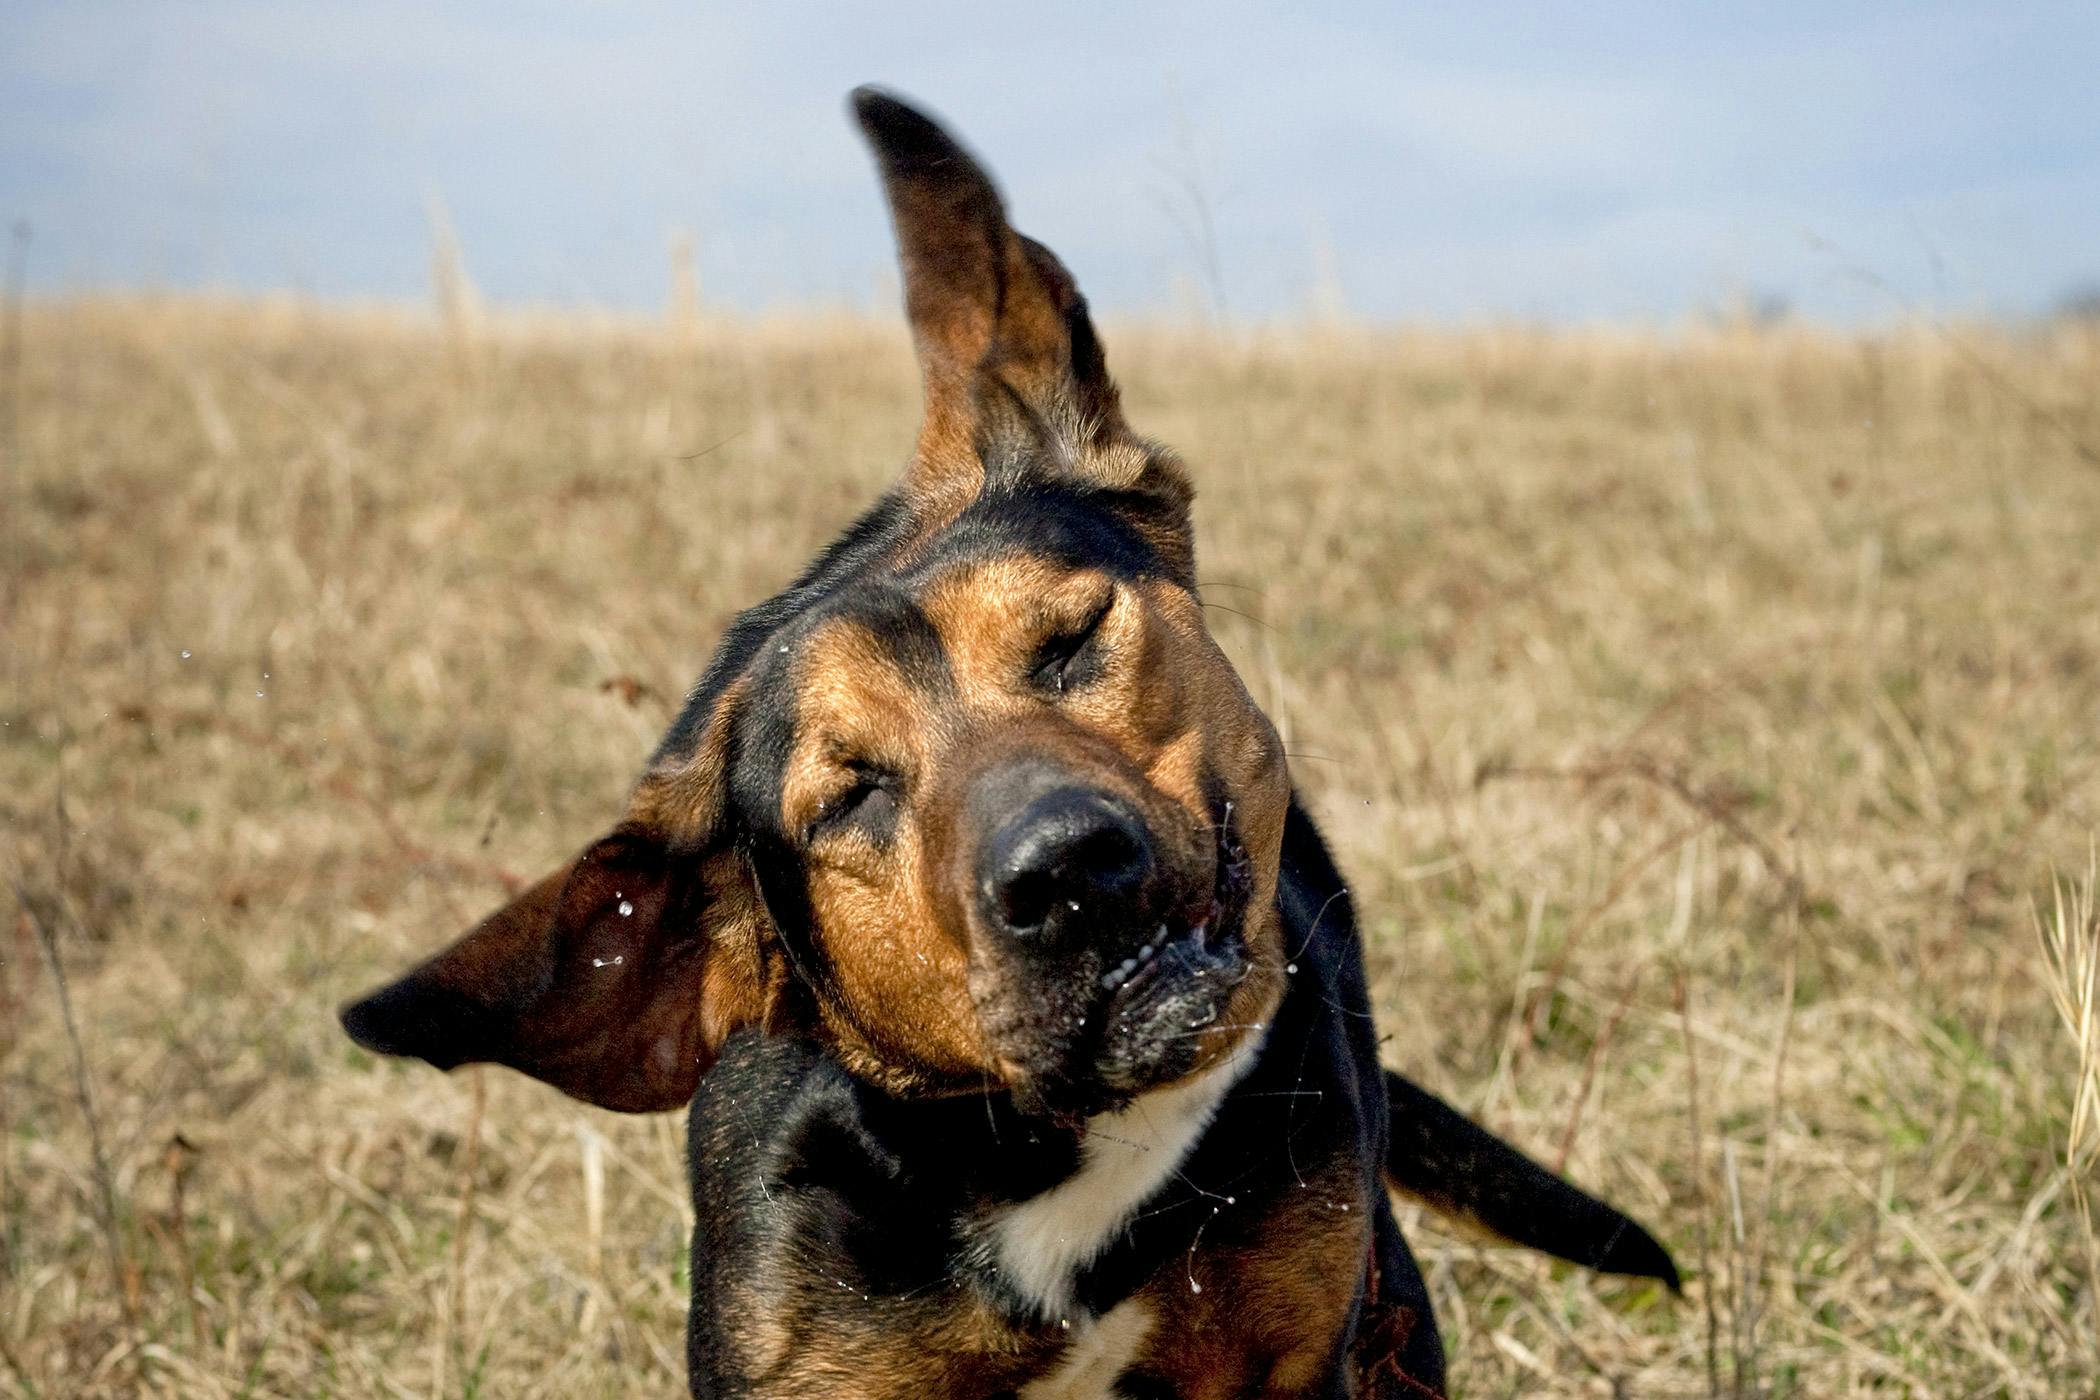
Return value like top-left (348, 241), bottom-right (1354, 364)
top-left (963, 959), bottom-right (1103, 1105)
top-left (808, 862), bottom-right (991, 1083)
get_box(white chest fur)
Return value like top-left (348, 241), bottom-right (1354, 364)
top-left (984, 1030), bottom-right (1266, 1321)
top-left (1016, 1300), bottom-right (1154, 1400)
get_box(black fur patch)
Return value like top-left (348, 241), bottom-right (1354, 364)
top-left (654, 490), bottom-right (918, 767)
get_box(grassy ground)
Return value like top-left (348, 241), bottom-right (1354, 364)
top-left (4, 298), bottom-right (2099, 1397)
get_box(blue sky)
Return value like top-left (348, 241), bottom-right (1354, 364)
top-left (3, 2), bottom-right (2095, 323)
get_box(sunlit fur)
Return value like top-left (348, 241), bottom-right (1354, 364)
top-left (752, 550), bottom-right (1291, 1102)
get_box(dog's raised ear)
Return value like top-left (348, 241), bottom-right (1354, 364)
top-left (853, 87), bottom-right (1180, 516)
top-left (339, 754), bottom-right (771, 1112)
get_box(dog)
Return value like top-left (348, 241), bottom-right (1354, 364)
top-left (341, 88), bottom-right (1677, 1398)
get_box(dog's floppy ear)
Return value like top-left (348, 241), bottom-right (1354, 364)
top-left (853, 87), bottom-right (1174, 513)
top-left (339, 750), bottom-right (771, 1112)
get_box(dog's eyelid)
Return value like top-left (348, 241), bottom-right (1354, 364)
top-left (1073, 586), bottom-right (1117, 632)
top-left (1030, 589), bottom-right (1117, 690)
top-left (802, 763), bottom-right (902, 843)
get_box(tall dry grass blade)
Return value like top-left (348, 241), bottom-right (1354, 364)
top-left (668, 229), bottom-right (701, 338)
top-left (2033, 842), bottom-right (2100, 1354)
top-left (2, 221), bottom-right (24, 712)
top-left (2, 220), bottom-right (26, 472)
top-left (1676, 972), bottom-right (1722, 1398)
top-left (437, 1065), bottom-right (487, 1397)
top-left (424, 190), bottom-right (482, 347)
top-left (1305, 221), bottom-right (1347, 326)
top-left (13, 879), bottom-right (134, 1330)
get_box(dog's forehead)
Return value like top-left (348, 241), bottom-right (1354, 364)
top-left (898, 481), bottom-right (1166, 585)
top-left (779, 582), bottom-right (952, 699)
top-left (655, 484), bottom-right (1184, 768)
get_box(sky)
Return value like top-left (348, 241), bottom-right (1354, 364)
top-left (2, 2), bottom-right (2095, 324)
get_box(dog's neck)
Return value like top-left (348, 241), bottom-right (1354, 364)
top-left (980, 1028), bottom-right (1269, 1321)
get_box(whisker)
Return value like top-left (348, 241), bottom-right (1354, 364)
top-left (1196, 579), bottom-right (1269, 599)
top-left (1199, 601), bottom-right (1274, 633)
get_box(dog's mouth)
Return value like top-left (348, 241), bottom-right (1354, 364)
top-left (973, 799), bottom-right (1265, 1119)
top-left (1087, 812), bottom-right (1256, 1096)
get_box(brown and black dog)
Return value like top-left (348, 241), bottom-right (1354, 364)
top-left (342, 89), bottom-right (1676, 1398)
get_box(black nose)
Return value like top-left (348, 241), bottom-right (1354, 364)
top-left (979, 787), bottom-right (1155, 942)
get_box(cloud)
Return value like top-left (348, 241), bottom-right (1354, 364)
top-left (2, 0), bottom-right (2094, 319)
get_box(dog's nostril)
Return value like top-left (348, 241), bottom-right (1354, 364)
top-left (982, 792), bottom-right (1152, 940)
top-left (996, 866), bottom-right (1061, 933)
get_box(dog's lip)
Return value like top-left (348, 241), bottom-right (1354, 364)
top-left (1097, 901), bottom-right (1222, 994)
top-left (1096, 813), bottom-right (1252, 1004)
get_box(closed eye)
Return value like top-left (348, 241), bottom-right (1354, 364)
top-left (805, 767), bottom-right (899, 844)
top-left (1031, 592), bottom-right (1115, 695)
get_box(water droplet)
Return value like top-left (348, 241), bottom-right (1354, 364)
top-left (255, 690), bottom-right (265, 698)
top-left (179, 650), bottom-right (192, 659)
top-left (1285, 963), bottom-right (1298, 974)
top-left (1190, 1281), bottom-right (1202, 1294)
top-left (617, 900), bottom-right (634, 917)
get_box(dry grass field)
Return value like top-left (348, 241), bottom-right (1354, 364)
top-left (5, 297), bottom-right (2100, 1397)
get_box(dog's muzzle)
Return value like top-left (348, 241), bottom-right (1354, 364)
top-left (963, 758), bottom-right (1254, 1110)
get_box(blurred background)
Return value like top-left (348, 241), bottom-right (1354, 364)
top-left (5, 6), bottom-right (2100, 1399)
top-left (4, 0), bottom-right (2097, 324)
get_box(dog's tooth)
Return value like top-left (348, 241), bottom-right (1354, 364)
top-left (1138, 943), bottom-right (1154, 962)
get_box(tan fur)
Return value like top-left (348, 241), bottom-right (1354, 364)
top-left (749, 554), bottom-right (1293, 1097)
top-left (788, 615), bottom-right (990, 1089)
top-left (1117, 1158), bottom-right (1375, 1398)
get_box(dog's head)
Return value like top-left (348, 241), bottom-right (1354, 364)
top-left (341, 90), bottom-right (1290, 1119)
